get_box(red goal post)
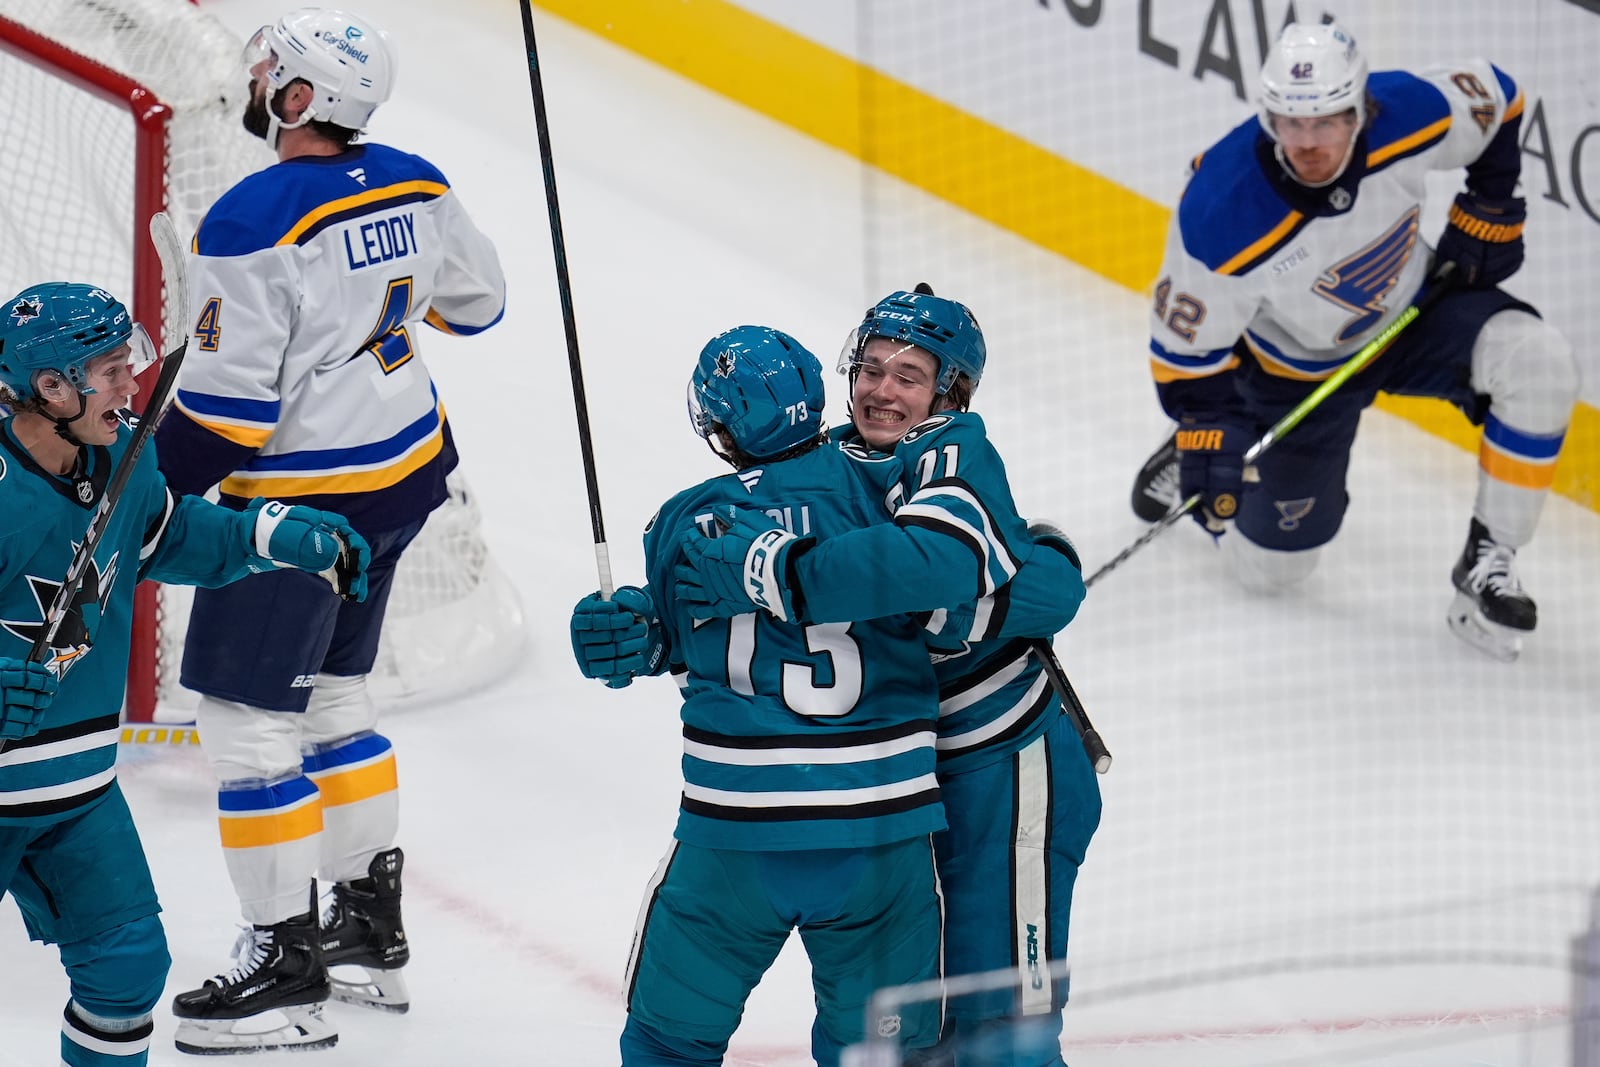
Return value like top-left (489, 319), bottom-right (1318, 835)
top-left (0, 0), bottom-right (525, 722)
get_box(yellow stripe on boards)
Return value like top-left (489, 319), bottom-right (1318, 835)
top-left (530, 0), bottom-right (1599, 515)
top-left (310, 755), bottom-right (399, 809)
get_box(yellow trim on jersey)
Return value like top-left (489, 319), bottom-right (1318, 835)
top-left (173, 400), bottom-right (275, 449)
top-left (1149, 354), bottom-right (1239, 384)
top-left (531, 0), bottom-right (1599, 515)
top-left (218, 798), bottom-right (324, 849)
top-left (277, 180), bottom-right (449, 247)
top-left (219, 422), bottom-right (445, 499)
top-left (1367, 116), bottom-right (1451, 168)
top-left (1216, 210), bottom-right (1305, 277)
top-left (308, 754), bottom-right (398, 808)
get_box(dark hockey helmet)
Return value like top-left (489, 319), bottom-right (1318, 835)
top-left (0, 283), bottom-right (152, 402)
top-left (688, 325), bottom-right (826, 463)
top-left (840, 286), bottom-right (986, 397)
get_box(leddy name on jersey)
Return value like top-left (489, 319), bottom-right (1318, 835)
top-left (343, 211), bottom-right (419, 271)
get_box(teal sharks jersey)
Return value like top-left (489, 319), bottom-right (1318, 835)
top-left (0, 417), bottom-right (269, 826)
top-left (643, 442), bottom-right (945, 852)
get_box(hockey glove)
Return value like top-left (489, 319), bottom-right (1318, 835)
top-left (1435, 192), bottom-right (1525, 288)
top-left (674, 504), bottom-right (812, 623)
top-left (1175, 418), bottom-right (1253, 535)
top-left (570, 586), bottom-right (665, 689)
top-left (245, 498), bottom-right (372, 602)
top-left (0, 657), bottom-right (57, 741)
top-left (1028, 520), bottom-right (1082, 571)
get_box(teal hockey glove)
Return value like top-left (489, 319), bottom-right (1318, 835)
top-left (570, 586), bottom-right (665, 689)
top-left (0, 657), bottom-right (57, 741)
top-left (245, 497), bottom-right (371, 602)
top-left (675, 504), bottom-right (811, 623)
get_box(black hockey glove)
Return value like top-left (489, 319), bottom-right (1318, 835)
top-left (1436, 192), bottom-right (1525, 288)
top-left (1176, 417), bottom-right (1253, 535)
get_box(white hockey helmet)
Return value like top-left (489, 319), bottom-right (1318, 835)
top-left (245, 8), bottom-right (395, 136)
top-left (1257, 22), bottom-right (1369, 137)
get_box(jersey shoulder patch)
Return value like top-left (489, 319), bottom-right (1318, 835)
top-left (1364, 70), bottom-right (1452, 167)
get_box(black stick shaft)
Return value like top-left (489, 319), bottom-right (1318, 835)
top-left (1030, 638), bottom-right (1112, 774)
top-left (518, 3), bottom-right (613, 596)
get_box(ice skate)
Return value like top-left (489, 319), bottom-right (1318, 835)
top-left (321, 847), bottom-right (411, 1013)
top-left (1130, 431), bottom-right (1180, 522)
top-left (172, 897), bottom-right (335, 1055)
top-left (1447, 518), bottom-right (1536, 663)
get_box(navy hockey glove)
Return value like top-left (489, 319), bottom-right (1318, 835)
top-left (674, 504), bottom-right (812, 623)
top-left (0, 658), bottom-right (57, 741)
top-left (1175, 418), bottom-right (1253, 535)
top-left (245, 498), bottom-right (372, 602)
top-left (1027, 520), bottom-right (1082, 570)
top-left (1435, 192), bottom-right (1525, 288)
top-left (570, 586), bottom-right (665, 689)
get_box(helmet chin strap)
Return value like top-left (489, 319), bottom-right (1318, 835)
top-left (50, 392), bottom-right (91, 446)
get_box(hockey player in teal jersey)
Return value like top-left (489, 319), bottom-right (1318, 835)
top-left (676, 288), bottom-right (1100, 1067)
top-left (0, 281), bottom-right (369, 1067)
top-left (1129, 22), bottom-right (1578, 662)
top-left (572, 326), bottom-right (948, 1066)
top-left (153, 9), bottom-right (506, 1049)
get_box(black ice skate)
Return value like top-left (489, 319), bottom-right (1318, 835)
top-left (172, 892), bottom-right (335, 1055)
top-left (321, 847), bottom-right (411, 1013)
top-left (1447, 518), bottom-right (1536, 663)
top-left (1130, 431), bottom-right (1180, 522)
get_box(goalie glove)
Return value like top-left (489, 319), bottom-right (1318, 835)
top-left (570, 586), bottom-right (666, 689)
top-left (0, 657), bottom-right (57, 741)
top-left (674, 504), bottom-right (811, 623)
top-left (1436, 192), bottom-right (1525, 288)
top-left (244, 498), bottom-right (371, 602)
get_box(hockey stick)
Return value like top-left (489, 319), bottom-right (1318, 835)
top-left (0, 215), bottom-right (187, 755)
top-left (518, 2), bottom-right (614, 598)
top-left (1084, 261), bottom-right (1459, 589)
top-left (1030, 639), bottom-right (1111, 774)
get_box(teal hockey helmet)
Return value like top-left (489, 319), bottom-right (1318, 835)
top-left (0, 283), bottom-right (150, 402)
top-left (688, 325), bottom-right (826, 463)
top-left (841, 285), bottom-right (986, 397)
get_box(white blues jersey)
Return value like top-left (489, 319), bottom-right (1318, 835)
top-left (155, 141), bottom-right (505, 533)
top-left (0, 420), bottom-right (268, 827)
top-left (1150, 60), bottom-right (1521, 415)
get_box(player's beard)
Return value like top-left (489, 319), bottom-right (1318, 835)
top-left (242, 83), bottom-right (271, 141)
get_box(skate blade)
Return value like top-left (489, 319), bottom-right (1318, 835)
top-left (174, 1003), bottom-right (337, 1055)
top-left (1447, 592), bottom-right (1522, 663)
top-left (329, 964), bottom-right (410, 1014)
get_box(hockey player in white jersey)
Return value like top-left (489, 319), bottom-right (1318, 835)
top-left (153, 8), bottom-right (506, 1054)
top-left (1132, 22), bottom-right (1578, 661)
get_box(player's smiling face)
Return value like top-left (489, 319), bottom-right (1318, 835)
top-left (1271, 110), bottom-right (1358, 186)
top-left (851, 338), bottom-right (940, 450)
top-left (46, 348), bottom-right (139, 447)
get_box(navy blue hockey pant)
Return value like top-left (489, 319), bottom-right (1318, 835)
top-left (1232, 286), bottom-right (1532, 550)
top-left (179, 519), bottom-right (422, 710)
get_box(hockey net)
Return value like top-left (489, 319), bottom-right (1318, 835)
top-left (0, 0), bottom-right (525, 720)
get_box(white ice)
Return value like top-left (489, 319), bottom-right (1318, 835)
top-left (3, 2), bottom-right (1599, 1065)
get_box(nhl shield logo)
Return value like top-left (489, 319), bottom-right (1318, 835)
top-left (76, 478), bottom-right (95, 504)
top-left (876, 1013), bottom-right (902, 1038)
